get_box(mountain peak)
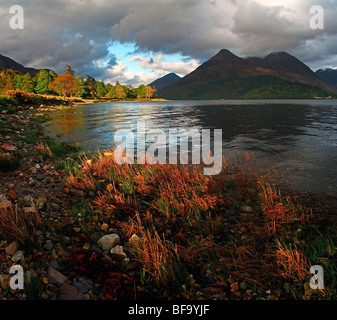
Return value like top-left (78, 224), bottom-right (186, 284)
top-left (213, 49), bottom-right (242, 60)
top-left (149, 72), bottom-right (181, 91)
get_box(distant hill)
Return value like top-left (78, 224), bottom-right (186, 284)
top-left (0, 53), bottom-right (46, 76)
top-left (316, 68), bottom-right (337, 88)
top-left (149, 73), bottom-right (181, 91)
top-left (159, 49), bottom-right (336, 99)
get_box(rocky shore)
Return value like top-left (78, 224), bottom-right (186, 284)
top-left (0, 102), bottom-right (336, 301)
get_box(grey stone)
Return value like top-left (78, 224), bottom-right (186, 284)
top-left (97, 233), bottom-right (120, 251)
top-left (59, 284), bottom-right (89, 300)
top-left (36, 174), bottom-right (44, 181)
top-left (12, 250), bottom-right (24, 263)
top-left (44, 243), bottom-right (54, 251)
top-left (110, 245), bottom-right (127, 262)
top-left (73, 281), bottom-right (89, 294)
top-left (47, 260), bottom-right (61, 271)
top-left (47, 267), bottom-right (67, 287)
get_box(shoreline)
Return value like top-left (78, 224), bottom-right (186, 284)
top-left (0, 101), bottom-right (337, 300)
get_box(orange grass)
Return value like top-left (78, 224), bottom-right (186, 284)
top-left (275, 240), bottom-right (309, 281)
top-left (0, 201), bottom-right (41, 246)
top-left (126, 213), bottom-right (181, 288)
top-left (65, 148), bottom-right (321, 298)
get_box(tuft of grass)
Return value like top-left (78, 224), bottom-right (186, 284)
top-left (35, 142), bottom-right (53, 160)
top-left (0, 201), bottom-right (41, 252)
top-left (0, 153), bottom-right (20, 171)
top-left (25, 276), bottom-right (43, 300)
top-left (127, 214), bottom-right (186, 292)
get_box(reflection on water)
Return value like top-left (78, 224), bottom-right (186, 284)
top-left (44, 100), bottom-right (337, 195)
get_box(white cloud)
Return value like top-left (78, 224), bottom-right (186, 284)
top-left (103, 59), bottom-right (181, 87)
top-left (129, 54), bottom-right (200, 77)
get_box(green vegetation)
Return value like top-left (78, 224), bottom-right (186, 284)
top-left (165, 76), bottom-right (336, 100)
top-left (0, 66), bottom-right (158, 101)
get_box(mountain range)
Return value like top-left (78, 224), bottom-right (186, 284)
top-left (158, 49), bottom-right (337, 99)
top-left (0, 54), bottom-right (44, 76)
top-left (1, 50), bottom-right (337, 99)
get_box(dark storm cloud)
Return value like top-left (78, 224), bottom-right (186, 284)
top-left (0, 0), bottom-right (336, 81)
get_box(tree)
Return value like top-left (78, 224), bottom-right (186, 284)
top-left (21, 73), bottom-right (34, 93)
top-left (0, 72), bottom-right (7, 93)
top-left (84, 75), bottom-right (96, 97)
top-left (152, 86), bottom-right (158, 98)
top-left (115, 83), bottom-right (127, 99)
top-left (137, 84), bottom-right (146, 99)
top-left (4, 75), bottom-right (14, 92)
top-left (35, 70), bottom-right (52, 94)
top-left (95, 81), bottom-right (106, 98)
top-left (106, 85), bottom-right (116, 99)
top-left (48, 73), bottom-right (79, 97)
top-left (65, 65), bottom-right (75, 76)
top-left (76, 75), bottom-right (91, 98)
top-left (13, 75), bottom-right (23, 90)
top-left (145, 85), bottom-right (154, 99)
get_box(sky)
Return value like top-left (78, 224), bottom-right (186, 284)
top-left (0, 0), bottom-right (337, 86)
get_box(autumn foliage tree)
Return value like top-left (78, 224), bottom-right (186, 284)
top-left (145, 85), bottom-right (157, 99)
top-left (48, 73), bottom-right (79, 97)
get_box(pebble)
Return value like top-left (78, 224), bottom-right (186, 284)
top-left (59, 283), bottom-right (89, 300)
top-left (100, 223), bottom-right (109, 232)
top-left (47, 260), bottom-right (61, 271)
top-left (79, 277), bottom-right (94, 289)
top-left (97, 233), bottom-right (120, 251)
top-left (47, 267), bottom-right (68, 287)
top-left (12, 250), bottom-right (24, 263)
top-left (230, 282), bottom-right (239, 293)
top-left (36, 174), bottom-right (44, 181)
top-left (5, 241), bottom-right (19, 256)
top-left (29, 167), bottom-right (37, 174)
top-left (129, 234), bottom-right (141, 244)
top-left (73, 281), bottom-right (89, 294)
top-left (69, 189), bottom-right (85, 197)
top-left (110, 245), bottom-right (127, 262)
top-left (43, 243), bottom-right (54, 251)
top-left (0, 275), bottom-right (10, 290)
top-left (242, 206), bottom-right (253, 212)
